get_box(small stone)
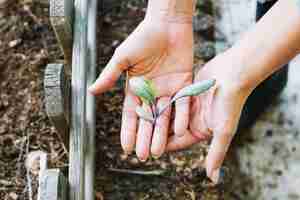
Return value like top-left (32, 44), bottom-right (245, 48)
top-left (120, 153), bottom-right (128, 161)
top-left (106, 152), bottom-right (114, 159)
top-left (171, 158), bottom-right (185, 167)
top-left (25, 151), bottom-right (47, 175)
top-left (160, 162), bottom-right (168, 170)
top-left (0, 179), bottom-right (12, 186)
top-left (129, 157), bottom-right (139, 165)
top-left (112, 40), bottom-right (119, 47)
top-left (9, 39), bottom-right (22, 48)
top-left (0, 125), bottom-right (6, 134)
top-left (9, 192), bottom-right (18, 200)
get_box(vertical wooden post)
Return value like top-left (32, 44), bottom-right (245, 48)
top-left (85, 0), bottom-right (97, 199)
top-left (47, 0), bottom-right (98, 199)
top-left (50, 0), bottom-right (74, 74)
top-left (38, 169), bottom-right (68, 200)
top-left (44, 63), bottom-right (70, 147)
top-left (69, 0), bottom-right (88, 200)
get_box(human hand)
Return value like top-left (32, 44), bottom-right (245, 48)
top-left (165, 0), bottom-right (300, 183)
top-left (166, 52), bottom-right (254, 183)
top-left (89, 14), bottom-right (194, 161)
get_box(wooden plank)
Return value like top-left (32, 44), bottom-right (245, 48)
top-left (84, 0), bottom-right (97, 199)
top-left (44, 63), bottom-right (70, 148)
top-left (38, 169), bottom-right (68, 200)
top-left (69, 0), bottom-right (89, 199)
top-left (50, 0), bottom-right (74, 74)
top-left (37, 153), bottom-right (47, 200)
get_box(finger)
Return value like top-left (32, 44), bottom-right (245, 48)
top-left (206, 129), bottom-right (234, 184)
top-left (151, 97), bottom-right (171, 158)
top-left (88, 54), bottom-right (128, 95)
top-left (174, 97), bottom-right (190, 137)
top-left (136, 104), bottom-right (153, 162)
top-left (166, 130), bottom-right (203, 152)
top-left (120, 91), bottom-right (140, 154)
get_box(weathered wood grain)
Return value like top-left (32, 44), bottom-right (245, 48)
top-left (50, 0), bottom-right (74, 74)
top-left (84, 0), bottom-right (97, 199)
top-left (38, 169), bottom-right (68, 200)
top-left (69, 0), bottom-right (89, 199)
top-left (44, 63), bottom-right (70, 148)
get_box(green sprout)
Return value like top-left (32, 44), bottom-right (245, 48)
top-left (129, 76), bottom-right (216, 123)
top-left (129, 77), bottom-right (157, 106)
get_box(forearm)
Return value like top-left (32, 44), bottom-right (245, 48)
top-left (146, 0), bottom-right (196, 22)
top-left (229, 0), bottom-right (300, 91)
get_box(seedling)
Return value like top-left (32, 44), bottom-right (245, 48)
top-left (129, 77), bottom-right (216, 123)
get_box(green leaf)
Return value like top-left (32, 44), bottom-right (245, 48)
top-left (129, 77), bottom-right (157, 105)
top-left (144, 79), bottom-right (158, 98)
top-left (157, 79), bottom-right (216, 117)
top-left (172, 79), bottom-right (216, 102)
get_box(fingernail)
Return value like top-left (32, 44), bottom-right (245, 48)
top-left (175, 131), bottom-right (185, 138)
top-left (210, 168), bottom-right (220, 184)
top-left (139, 158), bottom-right (147, 162)
top-left (87, 86), bottom-right (94, 93)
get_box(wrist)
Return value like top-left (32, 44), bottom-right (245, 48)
top-left (145, 0), bottom-right (195, 23)
top-left (224, 48), bottom-right (259, 93)
top-left (202, 50), bottom-right (256, 98)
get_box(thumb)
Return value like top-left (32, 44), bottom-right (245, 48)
top-left (205, 128), bottom-right (234, 184)
top-left (88, 52), bottom-right (129, 95)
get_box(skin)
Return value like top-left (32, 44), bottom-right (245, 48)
top-left (89, 0), bottom-right (196, 161)
top-left (90, 0), bottom-right (300, 184)
top-left (166, 0), bottom-right (300, 183)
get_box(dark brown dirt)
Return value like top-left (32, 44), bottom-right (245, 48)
top-left (0, 1), bottom-right (67, 200)
top-left (0, 0), bottom-right (230, 200)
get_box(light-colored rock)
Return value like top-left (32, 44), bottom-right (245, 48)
top-left (9, 39), bottom-right (22, 48)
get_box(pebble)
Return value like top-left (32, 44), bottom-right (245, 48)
top-left (0, 179), bottom-right (12, 186)
top-left (159, 162), bottom-right (168, 170)
top-left (9, 192), bottom-right (18, 200)
top-left (120, 153), bottom-right (128, 161)
top-left (25, 151), bottom-right (47, 175)
top-left (0, 125), bottom-right (6, 134)
top-left (9, 39), bottom-right (22, 48)
top-left (129, 157), bottom-right (139, 165)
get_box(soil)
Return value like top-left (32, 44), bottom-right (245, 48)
top-left (0, 0), bottom-right (230, 200)
top-left (0, 1), bottom-right (66, 200)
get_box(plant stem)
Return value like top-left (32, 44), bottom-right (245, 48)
top-left (109, 168), bottom-right (165, 176)
top-left (157, 99), bottom-right (176, 117)
top-left (149, 103), bottom-right (154, 118)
